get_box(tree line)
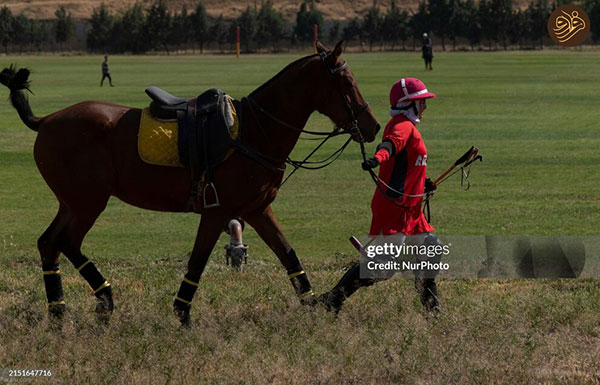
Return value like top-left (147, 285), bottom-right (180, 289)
top-left (1, 0), bottom-right (600, 54)
top-left (0, 5), bottom-right (74, 53)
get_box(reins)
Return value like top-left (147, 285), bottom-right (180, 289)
top-left (246, 96), bottom-right (345, 137)
top-left (242, 51), bottom-right (370, 189)
top-left (359, 141), bottom-right (426, 210)
top-left (244, 95), bottom-right (355, 189)
top-left (360, 142), bottom-right (483, 221)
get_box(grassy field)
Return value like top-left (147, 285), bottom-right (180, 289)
top-left (1, 51), bottom-right (599, 384)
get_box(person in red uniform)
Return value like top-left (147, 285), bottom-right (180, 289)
top-left (319, 77), bottom-right (442, 313)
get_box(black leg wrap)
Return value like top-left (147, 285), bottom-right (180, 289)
top-left (173, 274), bottom-right (199, 326)
top-left (319, 263), bottom-right (375, 313)
top-left (286, 251), bottom-right (315, 306)
top-left (75, 256), bottom-right (111, 296)
top-left (284, 249), bottom-right (302, 271)
top-left (42, 264), bottom-right (65, 317)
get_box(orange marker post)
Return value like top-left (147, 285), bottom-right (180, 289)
top-left (236, 26), bottom-right (240, 59)
top-left (313, 24), bottom-right (318, 53)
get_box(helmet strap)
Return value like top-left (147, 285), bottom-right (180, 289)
top-left (391, 100), bottom-right (415, 112)
top-left (412, 101), bottom-right (419, 116)
top-left (390, 101), bottom-right (420, 123)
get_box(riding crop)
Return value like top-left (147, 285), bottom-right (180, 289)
top-left (423, 145), bottom-right (483, 221)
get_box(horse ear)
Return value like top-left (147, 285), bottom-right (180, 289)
top-left (333, 40), bottom-right (344, 58)
top-left (316, 40), bottom-right (328, 53)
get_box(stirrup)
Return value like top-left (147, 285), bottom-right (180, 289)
top-left (202, 182), bottom-right (220, 208)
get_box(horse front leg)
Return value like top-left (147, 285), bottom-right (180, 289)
top-left (244, 206), bottom-right (316, 306)
top-left (173, 214), bottom-right (227, 326)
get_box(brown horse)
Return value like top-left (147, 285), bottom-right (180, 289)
top-left (1, 41), bottom-right (379, 325)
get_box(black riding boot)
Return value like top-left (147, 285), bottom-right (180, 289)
top-left (415, 277), bottom-right (439, 313)
top-left (318, 263), bottom-right (375, 314)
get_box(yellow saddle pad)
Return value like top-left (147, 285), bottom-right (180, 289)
top-left (138, 109), bottom-right (183, 167)
top-left (138, 97), bottom-right (239, 168)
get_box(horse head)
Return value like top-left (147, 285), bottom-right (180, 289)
top-left (314, 41), bottom-right (380, 143)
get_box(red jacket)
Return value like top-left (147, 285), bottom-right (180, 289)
top-left (369, 115), bottom-right (434, 236)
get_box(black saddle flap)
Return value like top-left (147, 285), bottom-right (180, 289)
top-left (149, 101), bottom-right (176, 120)
top-left (178, 88), bottom-right (233, 179)
top-left (196, 88), bottom-right (221, 114)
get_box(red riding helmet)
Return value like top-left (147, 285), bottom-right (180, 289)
top-left (389, 78), bottom-right (436, 106)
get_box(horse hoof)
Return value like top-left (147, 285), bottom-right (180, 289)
top-left (317, 292), bottom-right (342, 315)
top-left (176, 311), bottom-right (191, 328)
top-left (300, 294), bottom-right (318, 308)
top-left (179, 319), bottom-right (191, 329)
top-left (95, 308), bottom-right (110, 324)
top-left (48, 303), bottom-right (66, 319)
top-left (94, 300), bottom-right (113, 324)
top-left (173, 303), bottom-right (191, 327)
top-left (94, 289), bottom-right (114, 324)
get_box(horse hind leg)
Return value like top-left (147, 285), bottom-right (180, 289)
top-left (57, 200), bottom-right (113, 322)
top-left (38, 204), bottom-right (70, 318)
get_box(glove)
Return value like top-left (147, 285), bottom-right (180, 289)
top-left (361, 157), bottom-right (379, 170)
top-left (424, 177), bottom-right (437, 196)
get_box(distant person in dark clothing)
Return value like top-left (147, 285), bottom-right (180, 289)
top-left (100, 55), bottom-right (114, 87)
top-left (422, 33), bottom-right (433, 71)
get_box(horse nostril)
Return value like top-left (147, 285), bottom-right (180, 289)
top-left (375, 123), bottom-right (381, 133)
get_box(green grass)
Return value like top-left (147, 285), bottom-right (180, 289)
top-left (1, 51), bottom-right (600, 384)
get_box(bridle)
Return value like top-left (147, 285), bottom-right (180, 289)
top-left (246, 52), bottom-right (370, 140)
top-left (317, 51), bottom-right (370, 143)
top-left (242, 51), bottom-right (373, 187)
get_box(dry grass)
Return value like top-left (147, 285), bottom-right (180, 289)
top-left (1, 254), bottom-right (600, 384)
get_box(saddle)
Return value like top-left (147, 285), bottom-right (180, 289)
top-left (145, 86), bottom-right (236, 209)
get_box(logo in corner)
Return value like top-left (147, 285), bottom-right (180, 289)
top-left (547, 5), bottom-right (590, 47)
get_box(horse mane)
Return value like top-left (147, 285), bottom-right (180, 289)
top-left (248, 53), bottom-right (320, 98)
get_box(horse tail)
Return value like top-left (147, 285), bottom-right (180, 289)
top-left (0, 65), bottom-right (40, 132)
